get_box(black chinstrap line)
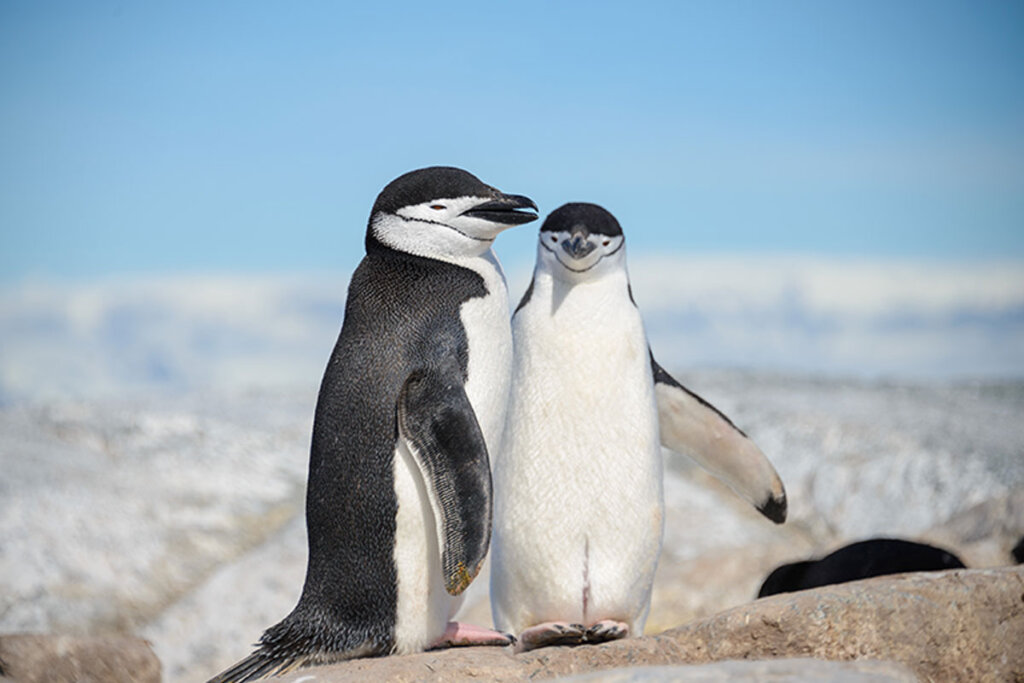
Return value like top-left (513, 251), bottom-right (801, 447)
top-left (540, 236), bottom-right (623, 273)
top-left (397, 214), bottom-right (495, 243)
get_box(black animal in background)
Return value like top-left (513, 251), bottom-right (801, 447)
top-left (757, 538), bottom-right (966, 598)
top-left (1012, 535), bottom-right (1024, 564)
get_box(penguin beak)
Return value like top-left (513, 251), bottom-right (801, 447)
top-left (561, 231), bottom-right (596, 259)
top-left (462, 194), bottom-right (539, 225)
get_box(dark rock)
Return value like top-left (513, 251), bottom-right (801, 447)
top-left (757, 537), bottom-right (966, 597)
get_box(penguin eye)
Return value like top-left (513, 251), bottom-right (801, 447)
top-left (603, 239), bottom-right (611, 246)
top-left (430, 204), bottom-right (446, 211)
top-left (550, 235), bottom-right (558, 242)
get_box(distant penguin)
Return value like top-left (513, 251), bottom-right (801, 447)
top-left (209, 167), bottom-right (538, 682)
top-left (1012, 535), bottom-right (1024, 564)
top-left (490, 202), bottom-right (786, 651)
top-left (757, 538), bottom-right (967, 598)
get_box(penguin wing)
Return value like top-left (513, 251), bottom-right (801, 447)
top-left (650, 352), bottom-right (787, 523)
top-left (397, 366), bottom-right (492, 596)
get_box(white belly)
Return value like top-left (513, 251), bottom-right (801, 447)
top-left (458, 250), bottom-right (514, 452)
top-left (392, 249), bottom-right (511, 651)
top-left (491, 272), bottom-right (664, 636)
top-left (391, 440), bottom-right (456, 653)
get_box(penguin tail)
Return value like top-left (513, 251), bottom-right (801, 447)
top-left (208, 608), bottom-right (389, 682)
top-left (206, 651), bottom-right (309, 683)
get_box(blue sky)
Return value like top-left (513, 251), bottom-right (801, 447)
top-left (2, 1), bottom-right (1023, 282)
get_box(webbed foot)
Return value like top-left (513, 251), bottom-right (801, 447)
top-left (517, 621), bottom-right (587, 652)
top-left (585, 619), bottom-right (629, 643)
top-left (430, 621), bottom-right (516, 649)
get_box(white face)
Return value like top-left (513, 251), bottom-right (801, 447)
top-left (538, 230), bottom-right (626, 280)
top-left (372, 196), bottom-right (519, 260)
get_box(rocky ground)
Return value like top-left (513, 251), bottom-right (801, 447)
top-left (3, 567), bottom-right (1021, 681)
top-left (1, 371), bottom-right (1022, 682)
top-left (262, 566), bottom-right (1024, 682)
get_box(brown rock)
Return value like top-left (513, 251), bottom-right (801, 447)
top-left (0, 634), bottom-right (161, 683)
top-left (264, 566), bottom-right (1023, 682)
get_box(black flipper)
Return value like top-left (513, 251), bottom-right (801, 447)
top-left (397, 366), bottom-right (492, 595)
top-left (650, 351), bottom-right (787, 523)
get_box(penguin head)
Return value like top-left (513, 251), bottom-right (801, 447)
top-left (368, 166), bottom-right (538, 259)
top-left (537, 202), bottom-right (626, 280)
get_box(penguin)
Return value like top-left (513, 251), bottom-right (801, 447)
top-left (490, 202), bottom-right (786, 651)
top-left (757, 538), bottom-right (967, 597)
top-left (209, 167), bottom-right (538, 682)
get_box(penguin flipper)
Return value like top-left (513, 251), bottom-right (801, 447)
top-left (398, 366), bottom-right (492, 595)
top-left (650, 352), bottom-right (787, 523)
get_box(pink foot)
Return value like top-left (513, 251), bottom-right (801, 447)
top-left (430, 621), bottom-right (516, 649)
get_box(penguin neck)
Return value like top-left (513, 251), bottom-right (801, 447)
top-left (366, 233), bottom-right (508, 297)
top-left (533, 258), bottom-right (632, 315)
top-left (368, 213), bottom-right (498, 263)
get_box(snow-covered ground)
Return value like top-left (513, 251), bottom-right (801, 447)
top-left (1, 260), bottom-right (1022, 682)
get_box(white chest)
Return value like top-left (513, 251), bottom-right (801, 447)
top-left (507, 271), bottom-right (659, 462)
top-left (457, 250), bottom-right (513, 454)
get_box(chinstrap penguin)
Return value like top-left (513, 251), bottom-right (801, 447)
top-left (209, 167), bottom-right (537, 682)
top-left (491, 202), bottom-right (786, 651)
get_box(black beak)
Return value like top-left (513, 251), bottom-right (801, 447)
top-left (561, 231), bottom-right (596, 259)
top-left (461, 193), bottom-right (539, 225)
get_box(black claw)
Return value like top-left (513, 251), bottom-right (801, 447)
top-left (583, 622), bottom-right (628, 644)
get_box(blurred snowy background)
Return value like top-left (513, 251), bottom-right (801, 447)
top-left (2, 258), bottom-right (1024, 403)
top-left (2, 2), bottom-right (1023, 682)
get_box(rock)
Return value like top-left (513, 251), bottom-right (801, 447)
top-left (756, 537), bottom-right (966, 597)
top-left (649, 567), bottom-right (1023, 682)
top-left (0, 634), bottom-right (161, 683)
top-left (558, 659), bottom-right (919, 682)
top-left (260, 567), bottom-right (1022, 682)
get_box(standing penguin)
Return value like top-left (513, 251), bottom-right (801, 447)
top-left (491, 202), bottom-right (786, 650)
top-left (210, 167), bottom-right (538, 682)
